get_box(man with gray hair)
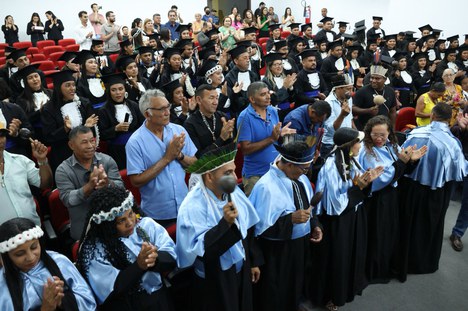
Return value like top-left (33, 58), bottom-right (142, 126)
top-left (237, 82), bottom-right (295, 195)
top-left (126, 89), bottom-right (197, 227)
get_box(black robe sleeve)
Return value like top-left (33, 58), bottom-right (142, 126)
top-left (149, 251), bottom-right (177, 273)
top-left (203, 218), bottom-right (243, 261)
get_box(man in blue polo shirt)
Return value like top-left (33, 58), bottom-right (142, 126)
top-left (126, 89), bottom-right (197, 227)
top-left (237, 81), bottom-right (295, 196)
top-left (163, 9), bottom-right (180, 41)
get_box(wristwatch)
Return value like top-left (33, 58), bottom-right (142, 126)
top-left (178, 153), bottom-right (185, 161)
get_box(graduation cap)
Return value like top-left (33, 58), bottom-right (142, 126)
top-left (432, 29), bottom-right (443, 35)
top-left (162, 47), bottom-right (182, 59)
top-left (289, 36), bottom-right (306, 48)
top-left (119, 39), bottom-right (132, 49)
top-left (405, 31), bottom-right (416, 38)
top-left (406, 36), bottom-right (418, 43)
top-left (175, 23), bottom-right (192, 33)
top-left (186, 142), bottom-right (237, 174)
top-left (435, 38), bottom-right (446, 47)
top-left (320, 17), bottom-right (333, 23)
top-left (447, 35), bottom-right (459, 42)
top-left (298, 49), bottom-right (317, 60)
top-left (418, 24), bottom-right (433, 32)
top-left (289, 23), bottom-right (301, 30)
top-left (348, 43), bottom-right (363, 54)
top-left (137, 46), bottom-right (154, 55)
top-left (198, 46), bottom-right (216, 60)
top-left (380, 55), bottom-right (396, 67)
top-left (17, 63), bottom-right (40, 80)
top-left (58, 51), bottom-right (77, 62)
top-left (327, 40), bottom-right (342, 51)
top-left (268, 23), bottom-right (281, 31)
top-left (333, 128), bottom-right (364, 148)
top-left (301, 23), bottom-right (313, 33)
top-left (227, 45), bottom-right (248, 59)
top-left (421, 34), bottom-right (436, 42)
top-left (204, 28), bottom-right (219, 38)
top-left (393, 52), bottom-right (407, 61)
top-left (161, 79), bottom-right (183, 95)
top-left (337, 21), bottom-right (349, 28)
top-left (115, 54), bottom-right (137, 71)
top-left (236, 40), bottom-right (254, 48)
top-left (412, 52), bottom-right (428, 60)
top-left (148, 33), bottom-right (161, 41)
top-left (458, 45), bottom-right (468, 52)
top-left (197, 59), bottom-right (221, 77)
top-left (354, 20), bottom-right (366, 32)
top-left (243, 26), bottom-right (257, 35)
top-left (91, 39), bottom-right (103, 47)
top-left (314, 37), bottom-right (327, 46)
top-left (8, 48), bottom-right (27, 61)
top-left (384, 34), bottom-right (397, 41)
top-left (273, 40), bottom-right (288, 51)
top-left (372, 16), bottom-right (383, 21)
top-left (445, 48), bottom-right (458, 56)
top-left (263, 52), bottom-right (283, 64)
top-left (174, 39), bottom-right (193, 49)
top-left (201, 39), bottom-right (217, 49)
top-left (72, 50), bottom-right (95, 65)
top-left (101, 73), bottom-right (127, 86)
top-left (341, 33), bottom-right (355, 41)
top-left (4, 46), bottom-right (16, 54)
top-left (48, 70), bottom-right (76, 86)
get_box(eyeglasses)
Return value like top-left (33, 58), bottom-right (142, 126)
top-left (146, 104), bottom-right (172, 113)
top-left (295, 164), bottom-right (310, 174)
top-left (443, 74), bottom-right (454, 77)
top-left (370, 133), bottom-right (388, 138)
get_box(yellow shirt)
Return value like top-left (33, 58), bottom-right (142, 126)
top-left (416, 93), bottom-right (436, 126)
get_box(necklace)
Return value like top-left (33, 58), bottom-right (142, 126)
top-left (200, 111), bottom-right (216, 141)
top-left (0, 160), bottom-right (4, 188)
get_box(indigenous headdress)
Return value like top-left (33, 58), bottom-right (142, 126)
top-left (186, 142), bottom-right (238, 174)
top-left (90, 192), bottom-right (134, 224)
top-left (0, 226), bottom-right (44, 253)
top-left (274, 135), bottom-right (317, 165)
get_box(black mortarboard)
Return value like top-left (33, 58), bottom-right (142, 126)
top-left (384, 34), bottom-right (397, 41)
top-left (432, 29), bottom-right (443, 35)
top-left (418, 24), bottom-right (433, 32)
top-left (264, 52), bottom-right (283, 64)
top-left (407, 36), bottom-right (417, 43)
top-left (162, 47), bottom-right (182, 59)
top-left (348, 43), bottom-right (363, 54)
top-left (289, 23), bottom-right (301, 30)
top-left (421, 34), bottom-right (436, 42)
top-left (115, 54), bottom-right (137, 71)
top-left (405, 31), bottom-right (416, 38)
top-left (201, 39), bottom-right (217, 49)
top-left (5, 46), bottom-right (16, 54)
top-left (138, 46), bottom-right (154, 55)
top-left (273, 40), bottom-right (288, 51)
top-left (320, 17), bottom-right (333, 23)
top-left (393, 52), bottom-right (407, 60)
top-left (354, 20), bottom-right (366, 32)
top-left (119, 39), bottom-right (132, 48)
top-left (72, 50), bottom-right (95, 65)
top-left (175, 23), bottom-right (192, 33)
top-left (341, 33), bottom-right (355, 41)
top-left (380, 55), bottom-right (395, 67)
top-left (148, 33), bottom-right (161, 41)
top-left (8, 48), bottom-right (27, 61)
top-left (458, 45), bottom-right (468, 52)
top-left (101, 73), bottom-right (127, 86)
top-left (174, 39), bottom-right (193, 49)
top-left (435, 39), bottom-right (446, 47)
top-left (197, 59), bottom-right (220, 77)
top-left (301, 23), bottom-right (312, 33)
top-left (227, 45), bottom-right (248, 59)
top-left (289, 36), bottom-right (305, 48)
top-left (274, 140), bottom-right (315, 165)
top-left (204, 28), bottom-right (219, 38)
top-left (447, 35), bottom-right (459, 42)
top-left (314, 37), bottom-right (327, 45)
top-left (198, 46), bottom-right (216, 60)
top-left (91, 39), bottom-right (103, 46)
top-left (48, 70), bottom-right (76, 86)
top-left (236, 40), bottom-right (254, 48)
top-left (412, 52), bottom-right (428, 60)
top-left (161, 79), bottom-right (183, 94)
top-left (372, 16), bottom-right (383, 21)
top-left (367, 35), bottom-right (379, 45)
top-left (298, 49), bottom-right (317, 60)
top-left (327, 40), bottom-right (342, 51)
top-left (445, 48), bottom-right (458, 56)
top-left (243, 27), bottom-right (257, 35)
top-left (268, 23), bottom-right (281, 31)
top-left (58, 51), bottom-right (77, 62)
top-left (337, 21), bottom-right (348, 28)
top-left (17, 63), bottom-right (40, 80)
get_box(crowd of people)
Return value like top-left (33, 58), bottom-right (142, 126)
top-left (0, 2), bottom-right (468, 311)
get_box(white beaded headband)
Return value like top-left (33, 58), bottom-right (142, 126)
top-left (205, 65), bottom-right (222, 78)
top-left (91, 192), bottom-right (134, 224)
top-left (0, 226), bottom-right (44, 253)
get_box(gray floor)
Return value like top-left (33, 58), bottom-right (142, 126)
top-left (302, 200), bottom-right (468, 311)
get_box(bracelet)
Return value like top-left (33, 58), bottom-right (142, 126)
top-left (178, 153), bottom-right (185, 162)
top-left (38, 159), bottom-right (49, 166)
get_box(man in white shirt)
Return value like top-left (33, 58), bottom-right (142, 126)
top-left (74, 11), bottom-right (95, 51)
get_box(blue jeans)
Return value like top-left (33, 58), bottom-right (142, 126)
top-left (452, 176), bottom-right (468, 238)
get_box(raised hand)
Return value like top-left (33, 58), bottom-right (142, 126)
top-left (223, 202), bottom-right (238, 225)
top-left (280, 121), bottom-right (297, 136)
top-left (270, 122), bottom-right (282, 141)
top-left (8, 118), bottom-right (21, 137)
top-left (115, 122), bottom-right (130, 132)
top-left (63, 115), bottom-right (72, 132)
top-left (137, 242), bottom-right (158, 270)
top-left (410, 145), bottom-right (428, 161)
top-left (31, 139), bottom-right (48, 161)
top-left (85, 114), bottom-right (99, 127)
top-left (283, 73), bottom-right (297, 89)
top-left (221, 82), bottom-right (228, 96)
top-left (397, 146), bottom-right (413, 163)
top-left (233, 82), bottom-right (243, 94)
top-left (165, 133), bottom-right (185, 161)
top-left (220, 117), bottom-right (235, 141)
top-left (291, 207), bottom-right (311, 224)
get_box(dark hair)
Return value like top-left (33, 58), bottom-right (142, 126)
top-left (30, 12), bottom-right (43, 25)
top-left (430, 82), bottom-right (446, 92)
top-left (0, 78), bottom-right (12, 101)
top-left (105, 11), bottom-right (113, 19)
top-left (431, 102), bottom-right (452, 122)
top-left (78, 11), bottom-right (87, 18)
top-left (91, 3), bottom-right (98, 9)
top-left (247, 81), bottom-right (268, 98)
top-left (159, 27), bottom-right (170, 41)
top-left (51, 79), bottom-right (75, 108)
top-left (195, 83), bottom-right (216, 98)
top-left (17, 73), bottom-right (49, 114)
top-left (45, 11), bottom-right (56, 19)
top-left (168, 9), bottom-right (177, 17)
top-left (363, 115), bottom-right (398, 158)
top-left (0, 218), bottom-right (79, 311)
top-left (283, 7), bottom-right (291, 19)
top-left (131, 18), bottom-right (142, 29)
top-left (171, 5), bottom-right (178, 9)
top-left (165, 84), bottom-right (183, 104)
top-left (68, 125), bottom-right (92, 140)
top-left (332, 127), bottom-right (363, 181)
top-left (310, 100), bottom-right (331, 119)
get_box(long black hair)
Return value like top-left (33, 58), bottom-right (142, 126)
top-left (363, 115), bottom-right (399, 158)
top-left (0, 218), bottom-right (78, 311)
top-left (332, 128), bottom-right (363, 182)
top-left (18, 73), bottom-right (50, 114)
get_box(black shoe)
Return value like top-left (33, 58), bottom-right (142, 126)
top-left (450, 234), bottom-right (463, 252)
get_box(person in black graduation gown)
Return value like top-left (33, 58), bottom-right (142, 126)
top-left (183, 84), bottom-right (234, 158)
top-left (309, 128), bottom-right (384, 310)
top-left (313, 37), bottom-right (329, 71)
top-left (455, 46), bottom-right (468, 81)
top-left (287, 36), bottom-right (306, 69)
top-left (0, 47), bottom-right (17, 83)
top-left (97, 73), bottom-right (145, 170)
top-left (366, 16), bottom-right (386, 40)
top-left (41, 70), bottom-right (97, 173)
top-left (294, 49), bottom-right (327, 107)
top-left (358, 35), bottom-right (379, 70)
top-left (435, 48), bottom-right (463, 82)
top-left (75, 50), bottom-right (107, 110)
top-left (265, 23), bottom-right (282, 53)
top-left (174, 38), bottom-right (199, 88)
top-left (301, 23), bottom-right (314, 49)
top-left (161, 79), bottom-right (193, 126)
top-left (236, 40), bottom-right (262, 81)
top-left (261, 53), bottom-right (296, 121)
top-left (320, 40), bottom-right (348, 91)
top-left (16, 64), bottom-right (52, 142)
top-left (410, 52), bottom-right (436, 98)
top-left (224, 45), bottom-right (259, 116)
top-left (0, 98), bottom-right (33, 158)
top-left (273, 40), bottom-right (299, 76)
top-left (390, 52), bottom-right (417, 107)
top-left (346, 44), bottom-right (366, 88)
top-left (115, 55), bottom-right (152, 103)
top-left (158, 47), bottom-right (195, 97)
top-left (136, 46), bottom-right (159, 88)
top-left (314, 17), bottom-right (336, 43)
top-left (381, 34), bottom-right (398, 58)
top-left (91, 39), bottom-right (115, 75)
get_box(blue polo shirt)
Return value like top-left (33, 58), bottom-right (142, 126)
top-left (163, 22), bottom-right (180, 41)
top-left (126, 122), bottom-right (197, 220)
top-left (237, 105), bottom-right (279, 178)
top-left (284, 105), bottom-right (321, 154)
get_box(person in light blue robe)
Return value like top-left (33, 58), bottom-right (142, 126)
top-left (249, 140), bottom-right (323, 311)
top-left (0, 218), bottom-right (96, 311)
top-left (176, 142), bottom-right (262, 311)
top-left (399, 103), bottom-right (468, 279)
top-left (77, 187), bottom-right (177, 311)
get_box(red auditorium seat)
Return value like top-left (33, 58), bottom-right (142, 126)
top-left (48, 189), bottom-right (71, 234)
top-left (119, 169), bottom-right (141, 205)
top-left (49, 51), bottom-right (65, 68)
top-left (109, 53), bottom-right (119, 64)
top-left (58, 38), bottom-right (76, 47)
top-left (234, 144), bottom-right (244, 184)
top-left (29, 53), bottom-right (47, 62)
top-left (258, 37), bottom-right (269, 45)
top-left (32, 60), bottom-right (56, 71)
top-left (261, 42), bottom-right (267, 55)
top-left (0, 43), bottom-right (8, 50)
top-left (43, 70), bottom-right (59, 85)
top-left (280, 31), bottom-right (291, 39)
top-left (43, 45), bottom-right (65, 58)
top-left (0, 57), bottom-right (6, 67)
top-left (36, 40), bottom-right (55, 52)
top-left (65, 44), bottom-right (80, 52)
top-left (395, 107), bottom-right (416, 132)
top-left (26, 47), bottom-right (39, 55)
top-left (13, 41), bottom-right (33, 50)
top-left (0, 50), bottom-right (4, 57)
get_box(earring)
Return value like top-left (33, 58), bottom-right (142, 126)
top-left (349, 151), bottom-right (354, 157)
top-left (124, 92), bottom-right (128, 99)
top-left (206, 78), bottom-right (212, 84)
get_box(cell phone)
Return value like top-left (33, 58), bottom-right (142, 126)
top-left (124, 113), bottom-right (130, 123)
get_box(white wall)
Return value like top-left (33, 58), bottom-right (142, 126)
top-left (266, 0), bottom-right (464, 40)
